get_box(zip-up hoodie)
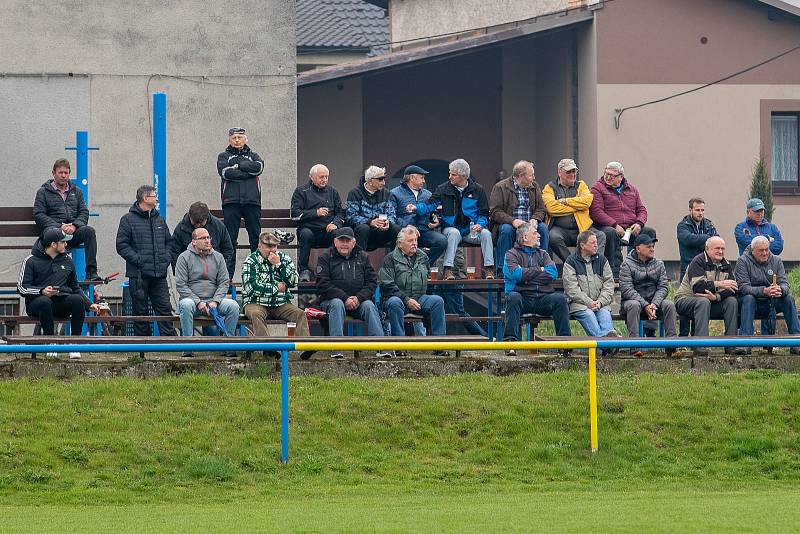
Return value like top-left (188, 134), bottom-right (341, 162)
top-left (17, 239), bottom-right (89, 307)
top-left (315, 244), bottom-right (377, 303)
top-left (502, 245), bottom-right (557, 295)
top-left (33, 180), bottom-right (90, 231)
top-left (734, 217), bottom-right (783, 256)
top-left (416, 178), bottom-right (489, 235)
top-left (346, 178), bottom-right (397, 227)
top-left (619, 249), bottom-right (669, 307)
top-left (175, 243), bottom-right (230, 305)
top-left (216, 144), bottom-right (264, 206)
top-left (291, 180), bottom-right (345, 231)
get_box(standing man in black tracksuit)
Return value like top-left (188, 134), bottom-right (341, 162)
top-left (33, 158), bottom-right (101, 281)
top-left (216, 127), bottom-right (264, 262)
top-left (116, 185), bottom-right (176, 336)
top-left (18, 227), bottom-right (101, 346)
top-left (291, 163), bottom-right (345, 281)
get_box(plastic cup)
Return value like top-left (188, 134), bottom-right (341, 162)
top-left (287, 322), bottom-right (296, 337)
top-left (466, 266), bottom-right (476, 280)
top-left (430, 267), bottom-right (439, 281)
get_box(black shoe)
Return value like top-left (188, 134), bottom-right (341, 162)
top-left (220, 351), bottom-right (238, 359)
top-left (264, 351), bottom-right (281, 359)
top-left (665, 348), bottom-right (678, 357)
top-left (86, 271), bottom-right (103, 282)
top-left (559, 349), bottom-right (573, 356)
top-left (394, 350), bottom-right (408, 358)
top-left (433, 350), bottom-right (450, 357)
top-left (724, 347), bottom-right (747, 356)
top-left (790, 347), bottom-right (800, 355)
top-left (182, 351), bottom-right (194, 358)
top-left (299, 350), bottom-right (316, 360)
top-left (506, 349), bottom-right (517, 356)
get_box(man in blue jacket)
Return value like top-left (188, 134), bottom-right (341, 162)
top-left (734, 198), bottom-right (783, 256)
top-left (346, 165), bottom-right (400, 252)
top-left (390, 165), bottom-right (447, 264)
top-left (407, 158), bottom-right (494, 280)
top-left (502, 223), bottom-right (571, 355)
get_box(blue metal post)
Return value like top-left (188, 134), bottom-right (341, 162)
top-left (152, 93), bottom-right (167, 219)
top-left (281, 349), bottom-right (289, 464)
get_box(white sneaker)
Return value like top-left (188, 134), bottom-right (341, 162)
top-left (45, 352), bottom-right (59, 358)
top-left (330, 352), bottom-right (344, 359)
top-left (69, 352), bottom-right (82, 360)
top-left (375, 350), bottom-right (394, 358)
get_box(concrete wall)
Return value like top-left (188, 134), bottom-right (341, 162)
top-left (576, 19), bottom-right (598, 180)
top-left (597, 84), bottom-right (800, 261)
top-left (389, 0), bottom-right (568, 45)
top-left (501, 41), bottom-right (538, 172)
top-left (297, 78), bottom-right (364, 190)
top-left (0, 0), bottom-right (296, 289)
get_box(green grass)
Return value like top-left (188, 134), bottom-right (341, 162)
top-left (1, 372), bottom-right (800, 531)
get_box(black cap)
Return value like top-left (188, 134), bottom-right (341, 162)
top-left (404, 165), bottom-right (429, 176)
top-left (42, 227), bottom-right (73, 246)
top-left (333, 227), bottom-right (355, 240)
top-left (633, 234), bottom-right (658, 247)
top-left (228, 127), bottom-right (246, 136)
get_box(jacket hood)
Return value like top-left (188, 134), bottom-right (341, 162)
top-left (129, 202), bottom-right (161, 218)
top-left (30, 239), bottom-right (68, 261)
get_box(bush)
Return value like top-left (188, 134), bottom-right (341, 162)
top-left (750, 155), bottom-right (774, 221)
top-left (788, 267), bottom-right (800, 298)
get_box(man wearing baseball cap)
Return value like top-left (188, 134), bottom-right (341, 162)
top-left (315, 227), bottom-right (390, 358)
top-left (734, 198), bottom-right (783, 256)
top-left (390, 164), bottom-right (447, 264)
top-left (217, 127), bottom-right (265, 267)
top-left (619, 233), bottom-right (677, 356)
top-left (18, 228), bottom-right (101, 354)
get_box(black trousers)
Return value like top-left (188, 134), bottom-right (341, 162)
top-left (297, 226), bottom-right (335, 272)
top-left (596, 225), bottom-right (657, 275)
top-left (129, 275), bottom-right (176, 336)
top-left (352, 223), bottom-right (400, 252)
top-left (223, 203), bottom-right (261, 253)
top-left (65, 225), bottom-right (98, 274)
top-left (27, 294), bottom-right (85, 335)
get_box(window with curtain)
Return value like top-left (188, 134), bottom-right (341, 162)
top-left (772, 113), bottom-right (799, 187)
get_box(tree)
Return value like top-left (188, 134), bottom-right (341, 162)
top-left (749, 155), bottom-right (773, 221)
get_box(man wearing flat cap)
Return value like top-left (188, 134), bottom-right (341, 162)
top-left (619, 233), bottom-right (677, 355)
top-left (18, 228), bottom-right (101, 351)
top-left (316, 227), bottom-right (390, 358)
top-left (390, 165), bottom-right (447, 264)
top-left (734, 198), bottom-right (783, 256)
top-left (542, 158), bottom-right (604, 263)
top-left (241, 230), bottom-right (309, 339)
top-left (217, 127), bottom-right (265, 267)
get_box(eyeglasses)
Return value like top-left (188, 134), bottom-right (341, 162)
top-left (192, 236), bottom-right (211, 241)
top-left (604, 172), bottom-right (622, 179)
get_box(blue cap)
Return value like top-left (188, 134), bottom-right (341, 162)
top-left (746, 198), bottom-right (765, 211)
top-left (404, 165), bottom-right (429, 176)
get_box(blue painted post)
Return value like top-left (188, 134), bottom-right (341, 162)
top-left (281, 349), bottom-right (289, 464)
top-left (152, 93), bottom-right (167, 219)
top-left (65, 131), bottom-right (99, 335)
top-left (151, 93), bottom-right (167, 336)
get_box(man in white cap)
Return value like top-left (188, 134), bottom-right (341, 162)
top-left (542, 158), bottom-right (604, 262)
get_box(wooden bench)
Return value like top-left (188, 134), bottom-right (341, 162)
top-left (211, 208), bottom-right (298, 250)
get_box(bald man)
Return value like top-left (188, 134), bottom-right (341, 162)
top-left (674, 236), bottom-right (745, 356)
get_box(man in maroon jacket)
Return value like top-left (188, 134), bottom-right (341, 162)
top-left (589, 161), bottom-right (656, 276)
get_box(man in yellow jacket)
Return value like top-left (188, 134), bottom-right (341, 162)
top-left (542, 159), bottom-right (605, 262)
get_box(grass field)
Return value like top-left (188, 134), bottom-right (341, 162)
top-left (1, 371), bottom-right (799, 532)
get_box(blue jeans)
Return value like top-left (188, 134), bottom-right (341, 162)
top-left (442, 227), bottom-right (494, 267)
top-left (738, 294), bottom-right (800, 335)
top-left (385, 294), bottom-right (445, 336)
top-left (497, 222), bottom-right (549, 273)
top-left (503, 291), bottom-right (571, 341)
top-left (322, 298), bottom-right (384, 337)
top-left (418, 230), bottom-right (448, 265)
top-left (572, 308), bottom-right (614, 337)
top-left (178, 297), bottom-right (240, 336)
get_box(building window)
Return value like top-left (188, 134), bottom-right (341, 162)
top-left (772, 113), bottom-right (799, 187)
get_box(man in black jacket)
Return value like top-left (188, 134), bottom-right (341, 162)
top-left (217, 127), bottom-right (264, 257)
top-left (33, 158), bottom-right (101, 281)
top-left (291, 163), bottom-right (345, 281)
top-left (171, 201), bottom-right (235, 279)
top-left (315, 227), bottom-right (388, 358)
top-left (115, 185), bottom-right (176, 336)
top-left (18, 227), bottom-right (101, 351)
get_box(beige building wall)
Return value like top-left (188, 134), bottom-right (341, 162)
top-left (297, 79), bottom-right (364, 191)
top-left (597, 84), bottom-right (800, 262)
top-left (389, 0), bottom-right (568, 45)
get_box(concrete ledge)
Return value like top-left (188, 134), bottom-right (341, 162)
top-left (1, 348), bottom-right (800, 379)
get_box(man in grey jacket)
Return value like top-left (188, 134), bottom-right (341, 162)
top-left (563, 230), bottom-right (618, 338)
top-left (619, 234), bottom-right (677, 355)
top-left (735, 235), bottom-right (800, 354)
top-left (175, 228), bottom-right (240, 356)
